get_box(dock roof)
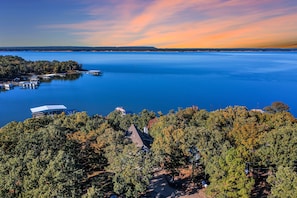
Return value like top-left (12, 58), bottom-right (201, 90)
top-left (30, 105), bottom-right (67, 113)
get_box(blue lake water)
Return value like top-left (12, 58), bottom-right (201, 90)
top-left (1, 51), bottom-right (297, 127)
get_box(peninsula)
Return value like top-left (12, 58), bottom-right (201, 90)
top-left (0, 55), bottom-right (83, 81)
top-left (0, 55), bottom-right (87, 90)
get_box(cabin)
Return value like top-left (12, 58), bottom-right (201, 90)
top-left (126, 124), bottom-right (153, 151)
top-left (30, 105), bottom-right (67, 117)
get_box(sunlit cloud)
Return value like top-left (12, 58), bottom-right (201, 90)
top-left (41, 0), bottom-right (297, 48)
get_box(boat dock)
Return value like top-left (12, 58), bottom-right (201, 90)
top-left (41, 73), bottom-right (66, 79)
top-left (0, 83), bottom-right (14, 91)
top-left (30, 105), bottom-right (67, 117)
top-left (30, 105), bottom-right (77, 117)
top-left (87, 70), bottom-right (102, 76)
top-left (19, 81), bottom-right (39, 89)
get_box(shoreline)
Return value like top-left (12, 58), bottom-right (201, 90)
top-left (0, 70), bottom-right (101, 91)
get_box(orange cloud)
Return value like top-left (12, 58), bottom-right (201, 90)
top-left (42, 0), bottom-right (297, 48)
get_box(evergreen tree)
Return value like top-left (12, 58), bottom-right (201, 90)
top-left (256, 125), bottom-right (297, 168)
top-left (106, 144), bottom-right (153, 197)
top-left (267, 166), bottom-right (297, 198)
top-left (206, 148), bottom-right (254, 198)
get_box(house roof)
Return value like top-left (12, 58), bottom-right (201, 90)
top-left (127, 124), bottom-right (153, 149)
top-left (30, 105), bottom-right (67, 113)
top-left (127, 124), bottom-right (145, 148)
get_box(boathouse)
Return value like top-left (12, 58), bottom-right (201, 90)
top-left (19, 81), bottom-right (39, 89)
top-left (30, 105), bottom-right (67, 117)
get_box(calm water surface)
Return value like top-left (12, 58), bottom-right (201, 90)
top-left (1, 51), bottom-right (297, 126)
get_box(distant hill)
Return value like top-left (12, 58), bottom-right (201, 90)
top-left (0, 46), bottom-right (158, 52)
top-left (0, 46), bottom-right (296, 52)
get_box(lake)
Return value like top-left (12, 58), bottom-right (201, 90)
top-left (1, 51), bottom-right (297, 127)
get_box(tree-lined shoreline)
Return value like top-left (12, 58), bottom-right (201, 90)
top-left (0, 55), bottom-right (83, 82)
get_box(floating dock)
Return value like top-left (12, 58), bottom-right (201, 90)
top-left (87, 70), bottom-right (102, 76)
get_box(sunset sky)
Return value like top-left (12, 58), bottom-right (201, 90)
top-left (1, 0), bottom-right (297, 48)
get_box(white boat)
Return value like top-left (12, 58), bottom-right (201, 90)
top-left (115, 107), bottom-right (126, 115)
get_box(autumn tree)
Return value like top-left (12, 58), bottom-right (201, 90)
top-left (264, 101), bottom-right (290, 113)
top-left (228, 122), bottom-right (265, 161)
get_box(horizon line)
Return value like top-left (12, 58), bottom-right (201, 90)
top-left (1, 46), bottom-right (297, 50)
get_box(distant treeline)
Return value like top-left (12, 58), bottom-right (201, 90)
top-left (0, 46), bottom-right (158, 52)
top-left (0, 55), bottom-right (82, 81)
top-left (0, 46), bottom-right (296, 52)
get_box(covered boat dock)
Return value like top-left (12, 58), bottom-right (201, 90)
top-left (30, 105), bottom-right (67, 117)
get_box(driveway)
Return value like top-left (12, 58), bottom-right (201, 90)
top-left (144, 170), bottom-right (207, 198)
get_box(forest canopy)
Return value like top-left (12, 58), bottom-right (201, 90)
top-left (0, 106), bottom-right (296, 197)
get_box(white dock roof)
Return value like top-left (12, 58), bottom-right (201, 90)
top-left (30, 105), bottom-right (67, 113)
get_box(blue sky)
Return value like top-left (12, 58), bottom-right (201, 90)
top-left (1, 0), bottom-right (297, 48)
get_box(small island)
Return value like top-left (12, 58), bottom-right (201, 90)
top-left (0, 55), bottom-right (99, 90)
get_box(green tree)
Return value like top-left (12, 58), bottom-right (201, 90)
top-left (267, 166), bottom-right (297, 198)
top-left (151, 125), bottom-right (188, 177)
top-left (137, 109), bottom-right (156, 129)
top-left (22, 150), bottom-right (83, 197)
top-left (256, 125), bottom-right (297, 168)
top-left (106, 144), bottom-right (153, 197)
top-left (206, 148), bottom-right (254, 198)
